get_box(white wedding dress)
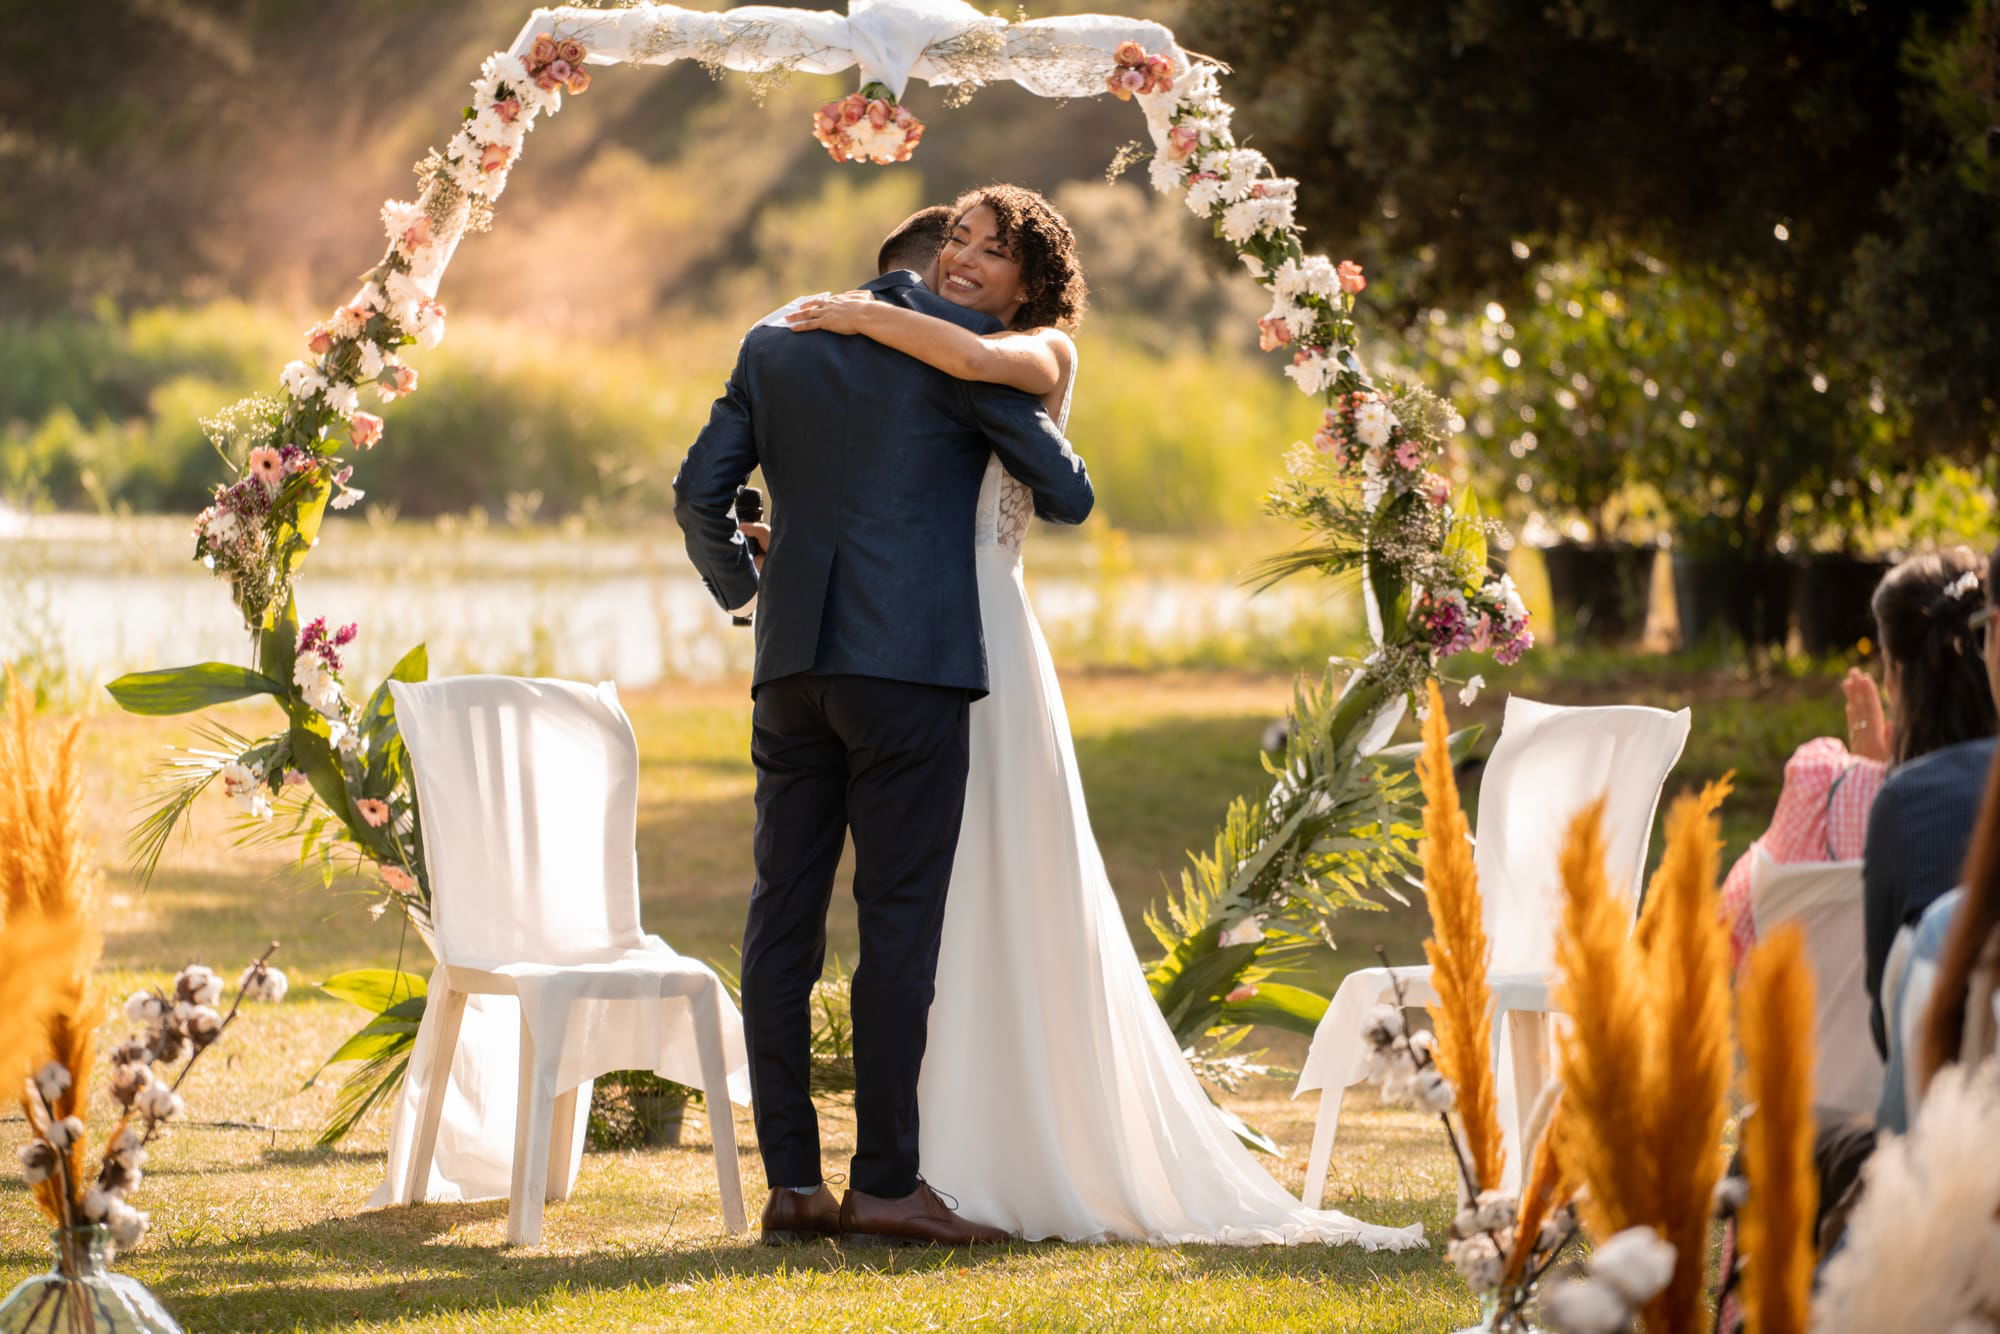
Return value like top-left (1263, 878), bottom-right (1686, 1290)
top-left (916, 373), bottom-right (1423, 1249)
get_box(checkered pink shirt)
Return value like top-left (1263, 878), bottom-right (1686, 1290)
top-left (1720, 736), bottom-right (1886, 971)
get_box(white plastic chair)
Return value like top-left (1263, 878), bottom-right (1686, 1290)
top-left (391, 676), bottom-right (749, 1244)
top-left (1749, 847), bottom-right (1879, 1118)
top-left (1294, 695), bottom-right (1692, 1204)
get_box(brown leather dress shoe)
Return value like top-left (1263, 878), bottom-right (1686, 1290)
top-left (838, 1181), bottom-right (1011, 1248)
top-left (760, 1185), bottom-right (841, 1245)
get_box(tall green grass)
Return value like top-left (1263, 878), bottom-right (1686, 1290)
top-left (2, 303), bottom-right (1314, 533)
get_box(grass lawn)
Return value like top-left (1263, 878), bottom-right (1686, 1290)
top-left (0, 654), bottom-right (1842, 1330)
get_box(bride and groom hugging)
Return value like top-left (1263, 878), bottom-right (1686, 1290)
top-left (673, 185), bottom-right (1422, 1254)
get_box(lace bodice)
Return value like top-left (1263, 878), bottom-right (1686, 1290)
top-left (974, 361), bottom-right (1075, 556)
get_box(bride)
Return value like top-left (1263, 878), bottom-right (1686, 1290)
top-left (780, 185), bottom-right (1421, 1250)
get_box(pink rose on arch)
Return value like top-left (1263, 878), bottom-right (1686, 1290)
top-left (1119, 68), bottom-right (1148, 95)
top-left (1257, 316), bottom-right (1293, 352)
top-left (566, 68), bottom-right (590, 95)
top-left (1167, 125), bottom-right (1200, 162)
top-left (386, 364), bottom-right (418, 398)
top-left (481, 142), bottom-right (513, 175)
top-left (305, 324), bottom-right (333, 356)
top-left (839, 95), bottom-right (867, 126)
top-left (530, 33), bottom-right (558, 65)
top-left (350, 412), bottom-right (385, 450)
top-left (866, 99), bottom-right (891, 128)
top-left (494, 96), bottom-right (523, 124)
top-left (401, 215), bottom-right (432, 252)
top-left (1114, 40), bottom-right (1146, 66)
top-left (1337, 260), bottom-right (1367, 294)
top-left (1471, 613), bottom-right (1495, 654)
top-left (558, 39), bottom-right (585, 66)
top-left (1424, 471), bottom-right (1453, 509)
top-left (1293, 343), bottom-right (1326, 366)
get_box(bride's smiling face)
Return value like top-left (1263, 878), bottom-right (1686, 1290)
top-left (938, 205), bottom-right (1028, 325)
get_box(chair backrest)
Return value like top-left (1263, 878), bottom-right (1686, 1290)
top-left (391, 675), bottom-right (644, 967)
top-left (1474, 695), bottom-right (1692, 974)
top-left (1749, 846), bottom-right (1881, 1117)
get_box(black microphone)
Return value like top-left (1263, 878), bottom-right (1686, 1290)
top-left (731, 486), bottom-right (764, 627)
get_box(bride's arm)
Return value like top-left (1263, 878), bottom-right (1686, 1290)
top-left (785, 291), bottom-right (1066, 398)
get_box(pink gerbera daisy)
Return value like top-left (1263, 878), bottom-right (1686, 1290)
top-left (356, 798), bottom-right (391, 828)
top-left (247, 446), bottom-right (284, 489)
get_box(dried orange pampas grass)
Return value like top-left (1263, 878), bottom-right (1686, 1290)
top-left (1417, 680), bottom-right (1503, 1193)
top-left (1551, 798), bottom-right (1655, 1242)
top-left (1633, 781), bottom-right (1735, 1333)
top-left (0, 672), bottom-right (104, 1223)
top-left (1738, 926), bottom-right (1817, 1334)
top-left (1505, 1082), bottom-right (1571, 1283)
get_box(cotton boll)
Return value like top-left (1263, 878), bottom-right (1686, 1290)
top-left (33, 1062), bottom-right (72, 1106)
top-left (1447, 1232), bottom-right (1505, 1293)
top-left (1589, 1226), bottom-right (1677, 1306)
top-left (1363, 1004), bottom-right (1405, 1045)
top-left (176, 964), bottom-right (223, 1007)
top-left (106, 1202), bottom-right (149, 1251)
top-left (1471, 1190), bottom-right (1519, 1233)
top-left (1540, 1276), bottom-right (1629, 1334)
top-left (1413, 1069), bottom-right (1457, 1113)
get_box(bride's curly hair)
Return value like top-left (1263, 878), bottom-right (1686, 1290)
top-left (949, 184), bottom-right (1087, 333)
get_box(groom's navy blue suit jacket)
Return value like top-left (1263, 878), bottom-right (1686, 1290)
top-left (672, 270), bottom-right (1094, 696)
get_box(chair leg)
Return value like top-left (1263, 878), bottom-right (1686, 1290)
top-left (1504, 1009), bottom-right (1552, 1185)
top-left (404, 985), bottom-right (469, 1206)
top-left (690, 982), bottom-right (748, 1235)
top-left (546, 1080), bottom-right (586, 1203)
top-left (1302, 1084), bottom-right (1348, 1210)
top-left (508, 1011), bottom-right (556, 1246)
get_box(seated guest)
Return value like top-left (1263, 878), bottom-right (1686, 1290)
top-left (1717, 673), bottom-right (1887, 971)
top-left (1878, 544), bottom-right (2000, 1129)
top-left (1863, 547), bottom-right (1998, 1053)
top-left (1913, 740), bottom-right (2000, 1100)
top-left (1719, 548), bottom-right (1992, 974)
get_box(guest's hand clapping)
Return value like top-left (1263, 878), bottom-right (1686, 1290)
top-left (1844, 667), bottom-right (1892, 763)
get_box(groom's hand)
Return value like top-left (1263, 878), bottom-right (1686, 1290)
top-left (738, 521), bottom-right (771, 572)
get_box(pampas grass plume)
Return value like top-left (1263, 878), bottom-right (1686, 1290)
top-left (0, 672), bottom-right (104, 1224)
top-left (1417, 680), bottom-right (1503, 1192)
top-left (1635, 782), bottom-right (1735, 1333)
top-left (1740, 925), bottom-right (1817, 1334)
top-left (1552, 797), bottom-right (1655, 1243)
top-left (1814, 1063), bottom-right (2000, 1332)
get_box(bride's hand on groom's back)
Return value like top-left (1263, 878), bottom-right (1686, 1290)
top-left (785, 290), bottom-right (874, 335)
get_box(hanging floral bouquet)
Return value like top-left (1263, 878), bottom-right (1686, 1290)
top-left (813, 83), bottom-right (925, 164)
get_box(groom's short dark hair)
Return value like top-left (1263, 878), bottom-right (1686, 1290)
top-left (878, 206), bottom-right (955, 276)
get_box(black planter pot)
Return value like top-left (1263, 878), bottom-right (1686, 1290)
top-left (1672, 551), bottom-right (1797, 649)
top-left (1795, 553), bottom-right (1894, 656)
top-left (1537, 542), bottom-right (1657, 644)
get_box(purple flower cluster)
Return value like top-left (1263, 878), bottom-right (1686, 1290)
top-left (297, 616), bottom-right (359, 674)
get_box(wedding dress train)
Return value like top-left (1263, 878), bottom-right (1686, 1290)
top-left (916, 386), bottom-right (1423, 1249)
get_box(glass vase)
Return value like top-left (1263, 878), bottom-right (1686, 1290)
top-left (0, 1225), bottom-right (182, 1333)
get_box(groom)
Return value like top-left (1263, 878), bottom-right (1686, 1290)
top-left (673, 206), bottom-right (1094, 1246)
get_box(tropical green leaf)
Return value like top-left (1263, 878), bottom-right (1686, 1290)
top-left (315, 1048), bottom-right (410, 1147)
top-left (105, 663), bottom-right (285, 716)
top-left (258, 594), bottom-right (299, 685)
top-left (1217, 982), bottom-right (1330, 1038)
top-left (317, 968), bottom-right (426, 1015)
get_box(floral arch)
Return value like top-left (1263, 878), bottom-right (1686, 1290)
top-left (107, 0), bottom-right (1530, 1123)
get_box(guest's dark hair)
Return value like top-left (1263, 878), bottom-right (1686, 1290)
top-left (1871, 546), bottom-right (1996, 767)
top-left (948, 184), bottom-right (1087, 332)
top-left (1920, 738), bottom-right (2000, 1085)
top-left (878, 205), bottom-right (955, 276)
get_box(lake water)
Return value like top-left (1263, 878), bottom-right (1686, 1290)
top-left (4, 512), bottom-right (1356, 697)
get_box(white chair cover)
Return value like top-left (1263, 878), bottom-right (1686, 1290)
top-left (1749, 847), bottom-right (1880, 1118)
top-left (1294, 694), bottom-right (1691, 1201)
top-left (367, 676), bottom-right (749, 1223)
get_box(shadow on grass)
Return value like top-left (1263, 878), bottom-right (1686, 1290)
top-left (147, 1205), bottom-right (1059, 1331)
top-left (148, 1197), bottom-right (1451, 1333)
